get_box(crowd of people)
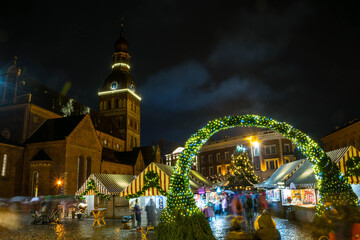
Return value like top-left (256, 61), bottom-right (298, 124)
top-left (199, 191), bottom-right (281, 240)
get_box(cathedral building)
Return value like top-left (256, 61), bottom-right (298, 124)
top-left (0, 28), bottom-right (161, 198)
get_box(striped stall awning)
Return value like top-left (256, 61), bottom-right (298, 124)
top-left (120, 162), bottom-right (171, 197)
top-left (75, 173), bottom-right (136, 196)
top-left (332, 146), bottom-right (360, 184)
top-left (75, 174), bottom-right (111, 196)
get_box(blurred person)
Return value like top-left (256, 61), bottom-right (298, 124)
top-left (253, 194), bottom-right (259, 215)
top-left (215, 197), bottom-right (221, 216)
top-left (245, 194), bottom-right (254, 229)
top-left (254, 210), bottom-right (281, 240)
top-left (226, 215), bottom-right (246, 240)
top-left (205, 202), bottom-right (215, 221)
top-left (134, 199), bottom-right (141, 230)
top-left (232, 195), bottom-right (243, 217)
top-left (222, 196), bottom-right (228, 215)
top-left (145, 199), bottom-right (156, 227)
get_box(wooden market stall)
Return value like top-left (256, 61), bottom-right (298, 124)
top-left (75, 173), bottom-right (136, 218)
top-left (119, 162), bottom-right (213, 227)
top-left (258, 146), bottom-right (360, 222)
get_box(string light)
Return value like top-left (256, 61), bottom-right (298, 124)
top-left (156, 115), bottom-right (358, 239)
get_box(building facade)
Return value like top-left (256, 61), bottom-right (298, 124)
top-left (321, 119), bottom-right (360, 152)
top-left (165, 147), bottom-right (185, 166)
top-left (0, 28), bottom-right (160, 198)
top-left (197, 131), bottom-right (296, 182)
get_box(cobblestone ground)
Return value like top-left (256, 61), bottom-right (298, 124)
top-left (0, 211), bottom-right (316, 240)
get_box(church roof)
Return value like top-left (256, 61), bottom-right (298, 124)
top-left (90, 112), bottom-right (124, 140)
top-left (28, 115), bottom-right (85, 143)
top-left (102, 148), bottom-right (141, 166)
top-left (31, 149), bottom-right (52, 161)
top-left (134, 145), bottom-right (160, 165)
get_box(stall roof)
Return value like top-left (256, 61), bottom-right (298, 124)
top-left (75, 173), bottom-right (136, 196)
top-left (257, 159), bottom-right (304, 189)
top-left (258, 146), bottom-right (360, 189)
top-left (120, 162), bottom-right (213, 198)
top-left (285, 160), bottom-right (317, 187)
top-left (329, 146), bottom-right (360, 184)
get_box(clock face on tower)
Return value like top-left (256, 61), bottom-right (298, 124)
top-left (129, 84), bottom-right (135, 92)
top-left (110, 81), bottom-right (118, 90)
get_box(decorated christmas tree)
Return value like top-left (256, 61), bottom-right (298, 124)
top-left (229, 145), bottom-right (260, 187)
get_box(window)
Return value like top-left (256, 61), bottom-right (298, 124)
top-left (32, 171), bottom-right (39, 197)
top-left (216, 153), bottom-right (221, 162)
top-left (99, 101), bottom-right (103, 110)
top-left (284, 144), bottom-right (290, 153)
top-left (201, 156), bottom-right (205, 165)
top-left (118, 99), bottom-right (122, 108)
top-left (201, 167), bottom-right (206, 175)
top-left (225, 152), bottom-right (229, 161)
top-left (86, 157), bottom-right (91, 179)
top-left (226, 165), bottom-right (230, 172)
top-left (266, 161), bottom-right (269, 170)
top-left (217, 166), bottom-right (221, 174)
top-left (209, 167), bottom-right (214, 176)
top-left (77, 156), bottom-right (85, 189)
top-left (1, 154), bottom-right (8, 177)
top-left (271, 146), bottom-right (276, 154)
top-left (33, 115), bottom-right (39, 124)
top-left (269, 160), bottom-right (275, 169)
top-left (265, 145), bottom-right (276, 155)
top-left (255, 163), bottom-right (260, 170)
top-left (253, 147), bottom-right (259, 157)
top-left (208, 155), bottom-right (213, 164)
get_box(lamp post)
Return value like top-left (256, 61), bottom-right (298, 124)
top-left (57, 180), bottom-right (62, 196)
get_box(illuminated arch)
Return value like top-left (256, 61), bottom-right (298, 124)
top-left (157, 115), bottom-right (357, 240)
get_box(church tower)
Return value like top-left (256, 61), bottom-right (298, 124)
top-left (98, 25), bottom-right (141, 151)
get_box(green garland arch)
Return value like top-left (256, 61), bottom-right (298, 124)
top-left (125, 171), bottom-right (168, 199)
top-left (78, 179), bottom-right (110, 201)
top-left (156, 114), bottom-right (358, 240)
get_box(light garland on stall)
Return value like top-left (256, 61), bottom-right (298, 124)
top-left (78, 179), bottom-right (110, 201)
top-left (156, 115), bottom-right (358, 240)
top-left (345, 156), bottom-right (360, 177)
top-left (125, 171), bottom-right (168, 199)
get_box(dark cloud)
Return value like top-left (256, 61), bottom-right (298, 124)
top-left (1, 0), bottom-right (359, 146)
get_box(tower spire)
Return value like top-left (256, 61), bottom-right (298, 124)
top-left (120, 17), bottom-right (125, 37)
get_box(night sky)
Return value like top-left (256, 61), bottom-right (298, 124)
top-left (1, 1), bottom-right (359, 146)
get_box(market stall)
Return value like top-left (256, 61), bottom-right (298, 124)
top-left (119, 162), bottom-right (213, 227)
top-left (255, 159), bottom-right (305, 217)
top-left (75, 173), bottom-right (136, 218)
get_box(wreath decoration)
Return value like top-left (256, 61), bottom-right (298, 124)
top-left (78, 179), bottom-right (111, 201)
top-left (125, 171), bottom-right (168, 199)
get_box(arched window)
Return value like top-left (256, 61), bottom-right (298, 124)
top-left (86, 157), bottom-right (91, 179)
top-left (32, 171), bottom-right (39, 197)
top-left (118, 99), bottom-right (122, 108)
top-left (1, 154), bottom-right (7, 177)
top-left (77, 156), bottom-right (85, 189)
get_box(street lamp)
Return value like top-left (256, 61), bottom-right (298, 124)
top-left (57, 179), bottom-right (62, 196)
